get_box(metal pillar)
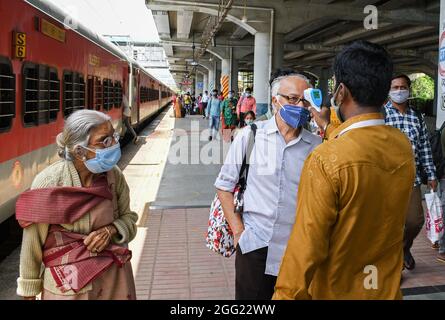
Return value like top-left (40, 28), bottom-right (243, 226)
top-left (203, 73), bottom-right (209, 94)
top-left (231, 54), bottom-right (239, 94)
top-left (221, 58), bottom-right (231, 98)
top-left (195, 73), bottom-right (203, 96)
top-left (253, 32), bottom-right (271, 116)
top-left (208, 63), bottom-right (215, 92)
top-left (317, 68), bottom-right (332, 100)
top-left (273, 33), bottom-right (284, 71)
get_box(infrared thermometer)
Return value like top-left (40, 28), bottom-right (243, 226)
top-left (304, 88), bottom-right (323, 112)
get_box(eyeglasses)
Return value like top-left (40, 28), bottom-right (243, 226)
top-left (277, 92), bottom-right (311, 107)
top-left (93, 132), bottom-right (120, 149)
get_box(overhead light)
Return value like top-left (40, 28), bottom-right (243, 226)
top-left (190, 61), bottom-right (198, 66)
top-left (241, 15), bottom-right (248, 23)
top-left (209, 57), bottom-right (213, 62)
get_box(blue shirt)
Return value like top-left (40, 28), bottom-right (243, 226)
top-left (384, 101), bottom-right (436, 186)
top-left (214, 116), bottom-right (322, 276)
top-left (207, 97), bottom-right (222, 117)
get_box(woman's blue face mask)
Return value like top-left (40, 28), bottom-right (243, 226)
top-left (81, 142), bottom-right (121, 174)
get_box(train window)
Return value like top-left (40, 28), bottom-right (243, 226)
top-left (103, 79), bottom-right (114, 111)
top-left (49, 68), bottom-right (60, 121)
top-left (94, 77), bottom-right (102, 110)
top-left (74, 74), bottom-right (85, 112)
top-left (23, 63), bottom-right (60, 126)
top-left (114, 81), bottom-right (122, 108)
top-left (0, 57), bottom-right (15, 132)
top-left (87, 76), bottom-right (94, 109)
top-left (63, 71), bottom-right (85, 118)
top-left (139, 87), bottom-right (146, 103)
top-left (149, 88), bottom-right (157, 102)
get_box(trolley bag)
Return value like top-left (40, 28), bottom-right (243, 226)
top-left (205, 124), bottom-right (257, 257)
top-left (425, 190), bottom-right (445, 243)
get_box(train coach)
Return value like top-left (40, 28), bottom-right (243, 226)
top-left (0, 0), bottom-right (173, 223)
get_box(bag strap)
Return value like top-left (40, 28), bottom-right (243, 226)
top-left (239, 124), bottom-right (257, 184)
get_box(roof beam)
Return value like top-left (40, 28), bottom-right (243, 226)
top-left (177, 10), bottom-right (194, 39)
top-left (366, 25), bottom-right (436, 45)
top-left (151, 10), bottom-right (171, 39)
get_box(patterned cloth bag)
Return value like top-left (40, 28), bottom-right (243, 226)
top-left (206, 124), bottom-right (257, 257)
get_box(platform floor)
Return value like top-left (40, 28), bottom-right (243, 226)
top-left (150, 115), bottom-right (227, 209)
top-left (1, 107), bottom-right (444, 300)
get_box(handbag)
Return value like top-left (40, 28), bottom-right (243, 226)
top-left (206, 124), bottom-right (257, 257)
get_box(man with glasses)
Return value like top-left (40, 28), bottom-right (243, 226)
top-left (273, 41), bottom-right (415, 300)
top-left (215, 68), bottom-right (321, 300)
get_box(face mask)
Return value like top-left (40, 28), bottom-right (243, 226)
top-left (82, 143), bottom-right (122, 174)
top-left (228, 93), bottom-right (233, 99)
top-left (389, 90), bottom-right (409, 104)
top-left (331, 85), bottom-right (346, 123)
top-left (245, 119), bottom-right (254, 126)
top-left (277, 101), bottom-right (310, 129)
top-left (245, 93), bottom-right (251, 97)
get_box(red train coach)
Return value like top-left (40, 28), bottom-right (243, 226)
top-left (0, 0), bottom-right (173, 223)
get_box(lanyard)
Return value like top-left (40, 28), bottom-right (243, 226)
top-left (336, 119), bottom-right (386, 138)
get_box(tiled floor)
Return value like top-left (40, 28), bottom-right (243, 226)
top-left (401, 227), bottom-right (445, 291)
top-left (131, 208), bottom-right (445, 300)
top-left (132, 208), bottom-right (235, 300)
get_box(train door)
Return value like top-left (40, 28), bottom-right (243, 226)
top-left (131, 67), bottom-right (139, 124)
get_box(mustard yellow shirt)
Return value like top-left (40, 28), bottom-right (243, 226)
top-left (273, 113), bottom-right (416, 300)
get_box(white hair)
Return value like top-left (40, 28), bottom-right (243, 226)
top-left (56, 110), bottom-right (111, 160)
top-left (270, 74), bottom-right (312, 97)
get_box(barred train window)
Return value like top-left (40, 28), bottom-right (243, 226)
top-left (87, 76), bottom-right (94, 109)
top-left (149, 88), bottom-right (157, 102)
top-left (103, 79), bottom-right (114, 111)
top-left (94, 77), bottom-right (102, 110)
top-left (0, 57), bottom-right (15, 132)
top-left (141, 87), bottom-right (150, 103)
top-left (63, 71), bottom-right (85, 118)
top-left (114, 81), bottom-right (122, 108)
top-left (23, 63), bottom-right (60, 126)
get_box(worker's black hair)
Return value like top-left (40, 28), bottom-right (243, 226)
top-left (333, 40), bottom-right (393, 108)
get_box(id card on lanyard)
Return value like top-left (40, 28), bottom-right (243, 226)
top-left (335, 119), bottom-right (386, 138)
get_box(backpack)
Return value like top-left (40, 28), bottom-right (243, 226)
top-left (421, 120), bottom-right (445, 183)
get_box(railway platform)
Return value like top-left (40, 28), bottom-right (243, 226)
top-left (1, 105), bottom-right (445, 300)
top-left (122, 106), bottom-right (445, 300)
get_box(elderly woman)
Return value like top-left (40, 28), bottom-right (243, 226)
top-left (16, 110), bottom-right (138, 300)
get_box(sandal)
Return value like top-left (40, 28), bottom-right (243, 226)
top-left (437, 253), bottom-right (445, 263)
top-left (404, 250), bottom-right (416, 270)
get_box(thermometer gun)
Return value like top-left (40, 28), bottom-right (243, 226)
top-left (304, 88), bottom-right (323, 112)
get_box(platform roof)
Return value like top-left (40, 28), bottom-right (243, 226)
top-left (146, 0), bottom-right (440, 85)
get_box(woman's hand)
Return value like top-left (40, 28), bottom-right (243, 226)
top-left (84, 225), bottom-right (118, 253)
